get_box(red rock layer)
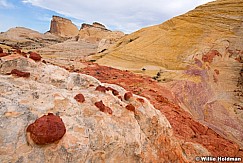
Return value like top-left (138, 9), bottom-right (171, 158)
top-left (26, 113), bottom-right (66, 145)
top-left (79, 62), bottom-right (242, 157)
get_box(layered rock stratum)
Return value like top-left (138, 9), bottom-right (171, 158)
top-left (95, 0), bottom-right (243, 147)
top-left (0, 53), bottom-right (212, 162)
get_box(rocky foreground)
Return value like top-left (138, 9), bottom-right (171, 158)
top-left (0, 53), bottom-right (214, 162)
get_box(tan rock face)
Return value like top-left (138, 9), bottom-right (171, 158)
top-left (0, 54), bottom-right (211, 162)
top-left (50, 16), bottom-right (79, 37)
top-left (96, 0), bottom-right (243, 147)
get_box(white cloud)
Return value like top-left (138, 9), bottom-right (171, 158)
top-left (21, 0), bottom-right (214, 33)
top-left (0, 0), bottom-right (14, 8)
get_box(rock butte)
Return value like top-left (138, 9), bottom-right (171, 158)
top-left (50, 15), bottom-right (79, 37)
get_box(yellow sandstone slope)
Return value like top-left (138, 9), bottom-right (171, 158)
top-left (96, 0), bottom-right (243, 71)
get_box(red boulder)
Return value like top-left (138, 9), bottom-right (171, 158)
top-left (0, 53), bottom-right (8, 58)
top-left (74, 93), bottom-right (85, 103)
top-left (26, 113), bottom-right (66, 145)
top-left (29, 52), bottom-right (42, 61)
top-left (14, 49), bottom-right (21, 54)
top-left (126, 104), bottom-right (136, 112)
top-left (95, 85), bottom-right (107, 93)
top-left (106, 87), bottom-right (119, 96)
top-left (136, 98), bottom-right (145, 103)
top-left (124, 92), bottom-right (133, 101)
top-left (118, 96), bottom-right (122, 101)
top-left (11, 69), bottom-right (30, 78)
top-left (95, 101), bottom-right (113, 114)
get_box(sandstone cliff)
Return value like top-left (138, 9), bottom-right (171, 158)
top-left (50, 16), bottom-right (79, 37)
top-left (96, 0), bottom-right (243, 147)
top-left (0, 53), bottom-right (211, 162)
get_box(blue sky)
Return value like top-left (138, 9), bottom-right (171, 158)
top-left (0, 0), bottom-right (83, 33)
top-left (0, 0), bottom-right (214, 33)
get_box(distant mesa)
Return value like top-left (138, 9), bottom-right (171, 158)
top-left (81, 22), bottom-right (107, 30)
top-left (78, 21), bottom-right (125, 52)
top-left (93, 22), bottom-right (107, 29)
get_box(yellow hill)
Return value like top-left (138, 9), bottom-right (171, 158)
top-left (96, 0), bottom-right (243, 72)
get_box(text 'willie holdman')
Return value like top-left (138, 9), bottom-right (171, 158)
top-left (195, 156), bottom-right (242, 162)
